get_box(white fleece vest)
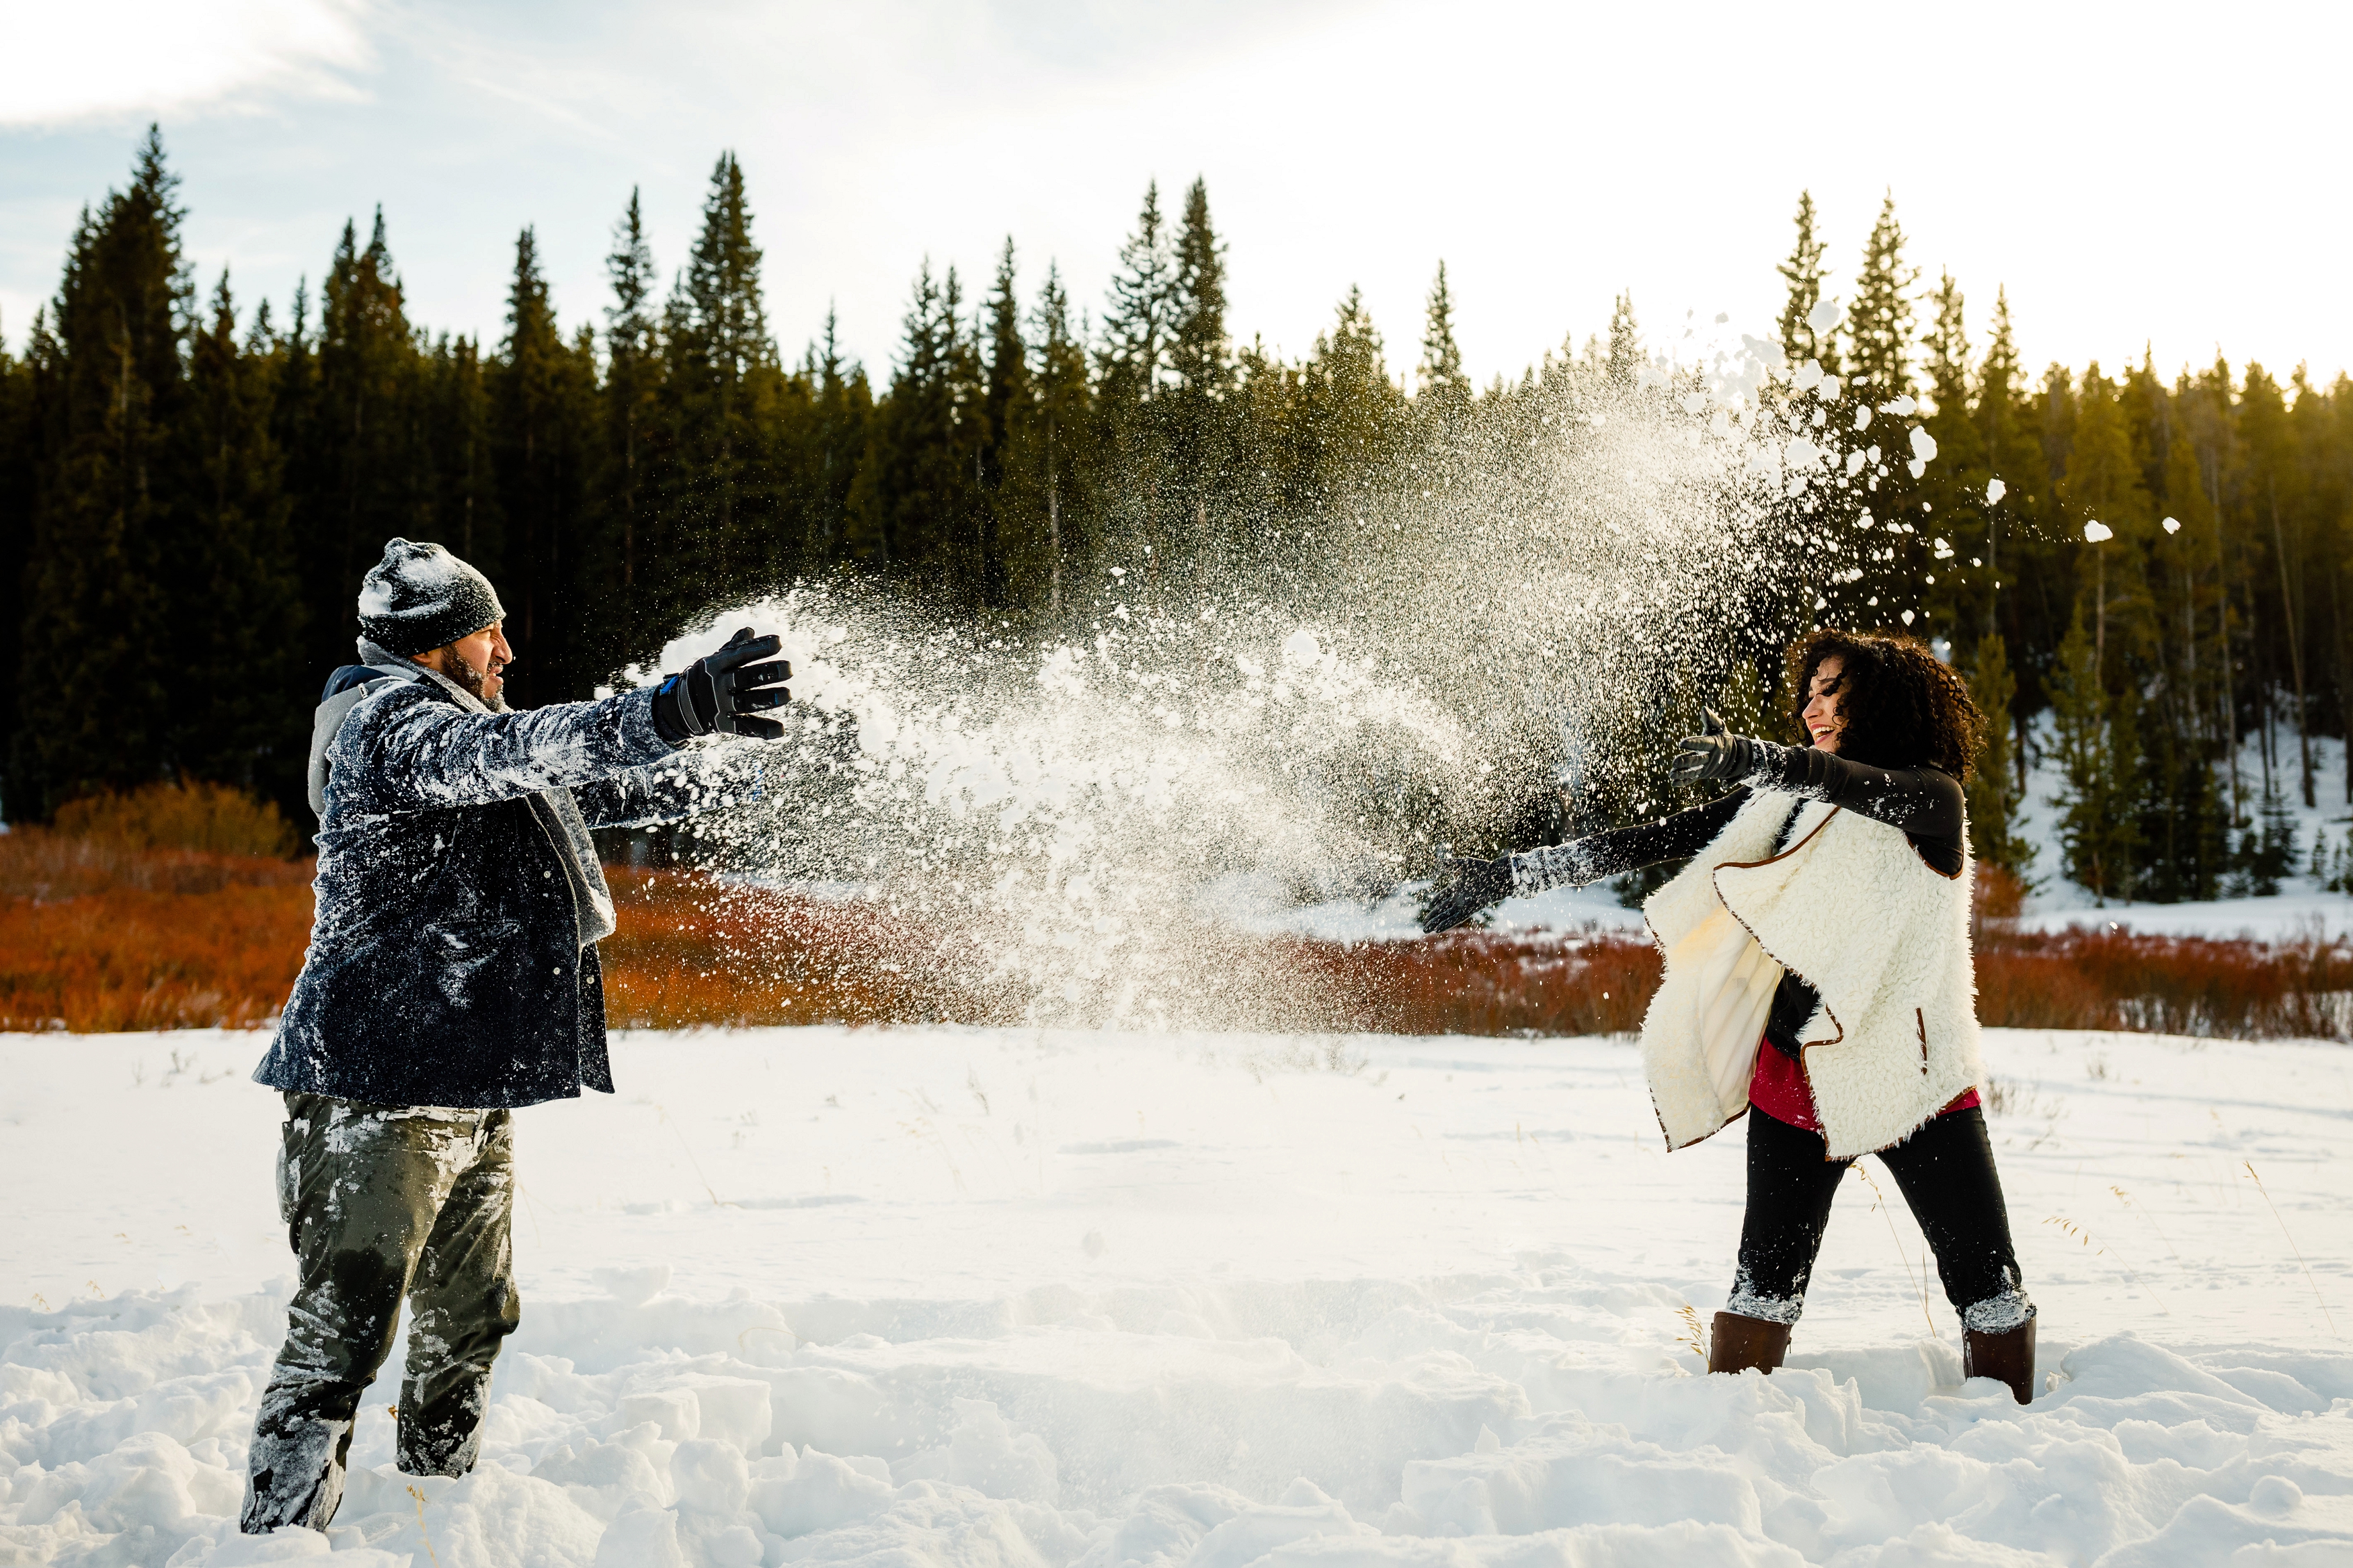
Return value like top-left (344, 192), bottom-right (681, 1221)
top-left (1639, 790), bottom-right (1982, 1159)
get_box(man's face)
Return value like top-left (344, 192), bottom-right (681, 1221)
top-left (426, 623), bottom-right (512, 704)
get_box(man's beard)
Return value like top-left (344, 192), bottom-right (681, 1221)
top-left (438, 649), bottom-right (502, 706)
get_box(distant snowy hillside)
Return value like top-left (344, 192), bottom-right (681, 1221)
top-left (2018, 714), bottom-right (2353, 939)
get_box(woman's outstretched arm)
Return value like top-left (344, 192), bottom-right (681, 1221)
top-left (1739, 742), bottom-right (1964, 844)
top-left (1419, 789), bottom-right (1753, 933)
top-left (1507, 788), bottom-right (1751, 896)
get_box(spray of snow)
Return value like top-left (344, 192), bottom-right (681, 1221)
top-left (631, 343), bottom-right (1939, 1026)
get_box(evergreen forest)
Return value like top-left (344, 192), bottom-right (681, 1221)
top-left (3, 130), bottom-right (2350, 906)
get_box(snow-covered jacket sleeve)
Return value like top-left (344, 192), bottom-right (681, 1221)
top-left (335, 684), bottom-right (677, 813)
top-left (572, 747), bottom-right (764, 829)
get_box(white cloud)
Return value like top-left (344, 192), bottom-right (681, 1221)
top-left (2, 0), bottom-right (373, 127)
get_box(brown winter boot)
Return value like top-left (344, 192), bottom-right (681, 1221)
top-left (1709, 1311), bottom-right (1792, 1376)
top-left (1964, 1317), bottom-right (2038, 1404)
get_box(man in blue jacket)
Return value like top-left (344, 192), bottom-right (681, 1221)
top-left (242, 538), bottom-right (791, 1534)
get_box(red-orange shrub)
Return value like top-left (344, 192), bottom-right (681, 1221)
top-left (8, 841), bottom-right (2353, 1041)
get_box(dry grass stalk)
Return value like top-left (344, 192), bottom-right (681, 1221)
top-left (2243, 1161), bottom-right (2338, 1338)
top-left (2044, 1216), bottom-right (2171, 1314)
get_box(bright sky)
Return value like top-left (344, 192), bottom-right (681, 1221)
top-left (3, 1), bottom-right (2345, 393)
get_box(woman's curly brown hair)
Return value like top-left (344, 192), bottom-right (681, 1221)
top-left (1784, 629), bottom-right (1985, 781)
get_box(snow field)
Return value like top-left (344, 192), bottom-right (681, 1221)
top-left (3, 1025), bottom-right (2350, 1565)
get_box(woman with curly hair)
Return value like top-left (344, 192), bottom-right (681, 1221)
top-left (1422, 630), bottom-right (2038, 1401)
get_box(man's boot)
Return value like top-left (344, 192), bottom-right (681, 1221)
top-left (1709, 1311), bottom-right (1792, 1375)
top-left (1964, 1317), bottom-right (2037, 1404)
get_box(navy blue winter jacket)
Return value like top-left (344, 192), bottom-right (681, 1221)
top-left (253, 663), bottom-right (729, 1108)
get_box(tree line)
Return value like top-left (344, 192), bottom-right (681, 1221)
top-left (2, 130), bottom-right (2348, 905)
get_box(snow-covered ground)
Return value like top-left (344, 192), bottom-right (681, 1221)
top-left (4, 1025), bottom-right (2349, 1565)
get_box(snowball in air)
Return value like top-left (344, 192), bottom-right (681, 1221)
top-left (2083, 521), bottom-right (2114, 543)
top-left (2161, 516), bottom-right (2182, 534)
top-left (1987, 478), bottom-right (2006, 505)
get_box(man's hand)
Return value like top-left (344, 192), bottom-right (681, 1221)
top-left (1419, 852), bottom-right (1514, 934)
top-left (1671, 708), bottom-right (1760, 786)
top-left (653, 628), bottom-right (793, 743)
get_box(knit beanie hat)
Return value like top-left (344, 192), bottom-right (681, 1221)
top-left (357, 538), bottom-right (506, 657)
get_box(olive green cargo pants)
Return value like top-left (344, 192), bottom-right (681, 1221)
top-left (241, 1094), bottom-right (520, 1533)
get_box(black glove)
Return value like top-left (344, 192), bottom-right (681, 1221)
top-left (1671, 708), bottom-right (1761, 786)
top-left (652, 627), bottom-right (793, 744)
top-left (1419, 850), bottom-right (1515, 934)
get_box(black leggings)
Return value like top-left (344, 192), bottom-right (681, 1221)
top-left (1730, 1106), bottom-right (2029, 1329)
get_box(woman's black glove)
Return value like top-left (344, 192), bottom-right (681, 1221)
top-left (1419, 851), bottom-right (1514, 934)
top-left (652, 627), bottom-right (793, 744)
top-left (1671, 708), bottom-right (1761, 786)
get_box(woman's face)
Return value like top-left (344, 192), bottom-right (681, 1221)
top-left (1802, 655), bottom-right (1845, 753)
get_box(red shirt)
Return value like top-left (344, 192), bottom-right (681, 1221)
top-left (1748, 1034), bottom-right (1980, 1133)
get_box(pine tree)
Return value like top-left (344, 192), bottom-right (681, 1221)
top-left (664, 151), bottom-right (781, 602)
top-left (1605, 292), bottom-right (1641, 386)
top-left (417, 330), bottom-right (497, 608)
top-left (600, 188), bottom-right (660, 659)
top-left (1300, 287), bottom-right (1401, 513)
top-left (1167, 179), bottom-right (1230, 400)
top-left (1918, 273), bottom-right (1993, 649)
top-left (16, 126), bottom-right (190, 813)
top-left (304, 209), bottom-right (425, 679)
top-left (1844, 192), bottom-right (1918, 403)
top-left (2061, 364), bottom-right (2155, 677)
top-left (977, 238), bottom-right (1027, 607)
top-left (848, 260), bottom-right (981, 591)
top-left (1164, 179), bottom-right (1232, 569)
top-left (489, 224), bottom-right (596, 702)
top-left (1417, 261), bottom-right (1471, 421)
top-left (2050, 605), bottom-right (2141, 900)
top-left (0, 308), bottom-right (35, 811)
top-left (1963, 633), bottom-right (2030, 875)
top-left (1099, 182), bottom-right (1177, 577)
top-left (170, 269), bottom-right (302, 794)
top-left (1774, 191), bottom-right (1835, 377)
top-left (1003, 262), bottom-right (1093, 613)
top-left (796, 307), bottom-right (869, 572)
top-left (1102, 180), bottom-right (1174, 403)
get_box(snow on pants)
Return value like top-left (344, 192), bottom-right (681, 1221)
top-left (241, 1093), bottom-right (519, 1534)
top-left (1726, 1104), bottom-right (2034, 1333)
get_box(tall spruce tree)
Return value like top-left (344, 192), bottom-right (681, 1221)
top-left (489, 225), bottom-right (596, 702)
top-left (977, 239), bottom-right (1027, 608)
top-left (600, 189), bottom-right (660, 660)
top-left (304, 210), bottom-right (424, 679)
top-left (1299, 287), bottom-right (1402, 520)
top-left (1003, 262), bottom-right (1093, 612)
top-left (170, 270), bottom-right (301, 796)
top-left (664, 152), bottom-right (781, 607)
top-left (16, 127), bottom-right (190, 814)
top-left (1605, 292), bottom-right (1642, 386)
top-left (1775, 191), bottom-right (1835, 376)
top-left (848, 260), bottom-right (982, 591)
top-left (1099, 181), bottom-right (1177, 577)
top-left (1165, 178), bottom-right (1232, 569)
top-left (797, 307), bottom-right (869, 573)
top-left (2050, 604), bottom-right (2141, 900)
top-left (1417, 261), bottom-right (1472, 420)
top-left (1963, 632), bottom-right (2029, 874)
top-left (1844, 192), bottom-right (1917, 402)
top-left (1103, 181), bottom-right (1174, 402)
top-left (0, 309), bottom-right (36, 812)
top-left (1168, 179), bottom-right (1230, 400)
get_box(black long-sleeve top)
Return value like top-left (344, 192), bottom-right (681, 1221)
top-left (1513, 742), bottom-right (1966, 1057)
